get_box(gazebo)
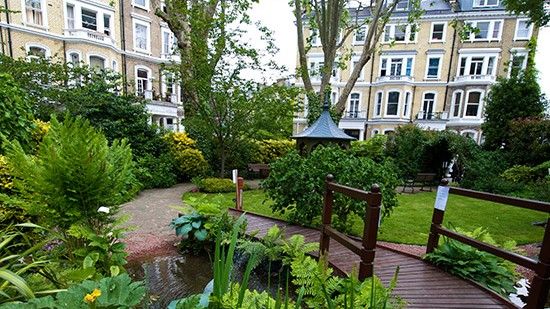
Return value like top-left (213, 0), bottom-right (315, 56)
top-left (293, 96), bottom-right (356, 155)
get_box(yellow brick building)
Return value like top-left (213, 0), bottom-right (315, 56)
top-left (294, 0), bottom-right (536, 144)
top-left (0, 0), bottom-right (183, 131)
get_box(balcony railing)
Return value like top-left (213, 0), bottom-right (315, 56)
top-left (377, 75), bottom-right (414, 82)
top-left (416, 111), bottom-right (448, 120)
top-left (343, 110), bottom-right (367, 119)
top-left (65, 29), bottom-right (116, 46)
top-left (454, 75), bottom-right (496, 83)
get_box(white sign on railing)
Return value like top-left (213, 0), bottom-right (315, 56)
top-left (434, 186), bottom-right (449, 211)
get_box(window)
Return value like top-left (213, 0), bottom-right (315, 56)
top-left (395, 0), bottom-right (409, 10)
top-left (25, 0), bottom-right (43, 25)
top-left (451, 91), bottom-right (463, 118)
top-left (386, 91), bottom-right (400, 116)
top-left (162, 31), bottom-right (172, 55)
top-left (66, 5), bottom-right (75, 29)
top-left (375, 92), bottom-right (383, 116)
top-left (515, 19), bottom-right (532, 40)
top-left (426, 57), bottom-right (441, 79)
top-left (403, 92), bottom-right (411, 117)
top-left (134, 21), bottom-right (150, 52)
top-left (27, 46), bottom-right (46, 59)
top-left (349, 93), bottom-right (360, 118)
top-left (112, 60), bottom-right (117, 71)
top-left (465, 91), bottom-right (482, 117)
top-left (82, 9), bottom-right (97, 31)
top-left (383, 24), bottom-right (416, 43)
top-left (465, 20), bottom-right (502, 41)
top-left (510, 52), bottom-right (528, 75)
top-left (461, 131), bottom-right (477, 141)
top-left (352, 60), bottom-right (365, 80)
top-left (68, 52), bottom-right (80, 65)
top-left (457, 55), bottom-right (498, 78)
top-left (372, 129), bottom-right (379, 136)
top-left (89, 56), bottom-right (105, 69)
top-left (103, 15), bottom-right (111, 36)
top-left (133, 0), bottom-right (148, 9)
top-left (380, 56), bottom-right (413, 77)
top-left (310, 31), bottom-right (319, 46)
top-left (354, 27), bottom-right (366, 43)
top-left (473, 0), bottom-right (499, 7)
top-left (431, 23), bottom-right (445, 41)
top-left (421, 93), bottom-right (435, 119)
top-left (136, 68), bottom-right (149, 95)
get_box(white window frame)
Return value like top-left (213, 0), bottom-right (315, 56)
top-left (66, 50), bottom-right (82, 66)
top-left (87, 54), bottom-right (107, 69)
top-left (353, 26), bottom-right (367, 45)
top-left (22, 0), bottom-right (48, 27)
top-left (132, 0), bottom-right (149, 11)
top-left (162, 72), bottom-right (178, 102)
top-left (135, 65), bottom-right (152, 95)
top-left (161, 28), bottom-right (175, 57)
top-left (25, 43), bottom-right (50, 59)
top-left (382, 24), bottom-right (417, 43)
top-left (395, 0), bottom-right (409, 11)
top-left (348, 92), bottom-right (362, 117)
top-left (403, 91), bottom-right (411, 118)
top-left (465, 20), bottom-right (503, 42)
top-left (421, 91), bottom-right (438, 119)
top-left (508, 50), bottom-right (528, 76)
top-left (456, 53), bottom-right (500, 78)
top-left (473, 0), bottom-right (499, 8)
top-left (463, 89), bottom-right (485, 118)
top-left (371, 129), bottom-right (380, 136)
top-left (133, 18), bottom-right (151, 53)
top-left (461, 130), bottom-right (478, 141)
top-left (514, 18), bottom-right (533, 41)
top-left (65, 4), bottom-right (75, 29)
top-left (450, 90), bottom-right (464, 119)
top-left (111, 60), bottom-right (118, 71)
top-left (374, 91), bottom-right (383, 117)
top-left (429, 22), bottom-right (446, 42)
top-left (309, 29), bottom-right (321, 47)
top-left (384, 89), bottom-right (401, 118)
top-left (425, 56), bottom-right (442, 80)
top-left (379, 55), bottom-right (415, 77)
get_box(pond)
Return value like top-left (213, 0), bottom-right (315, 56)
top-left (127, 251), bottom-right (284, 308)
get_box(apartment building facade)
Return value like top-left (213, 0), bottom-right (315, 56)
top-left (0, 0), bottom-right (183, 131)
top-left (294, 0), bottom-right (536, 144)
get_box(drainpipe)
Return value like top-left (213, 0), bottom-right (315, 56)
top-left (365, 50), bottom-right (376, 139)
top-left (442, 26), bottom-right (458, 111)
top-left (3, 0), bottom-right (13, 57)
top-left (119, 0), bottom-right (128, 94)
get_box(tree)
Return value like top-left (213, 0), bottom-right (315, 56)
top-left (482, 54), bottom-right (547, 151)
top-left (503, 0), bottom-right (549, 27)
top-left (293, 0), bottom-right (422, 121)
top-left (156, 0), bottom-right (298, 176)
top-left (0, 73), bottom-right (35, 153)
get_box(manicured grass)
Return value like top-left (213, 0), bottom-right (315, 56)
top-left (183, 190), bottom-right (547, 245)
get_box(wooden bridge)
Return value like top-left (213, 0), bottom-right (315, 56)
top-left (230, 175), bottom-right (550, 308)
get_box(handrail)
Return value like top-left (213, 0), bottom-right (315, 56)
top-left (320, 174), bottom-right (382, 280)
top-left (426, 179), bottom-right (550, 309)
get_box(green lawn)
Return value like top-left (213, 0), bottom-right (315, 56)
top-left (182, 190), bottom-right (547, 245)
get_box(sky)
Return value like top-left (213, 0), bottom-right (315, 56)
top-left (248, 1), bottom-right (550, 97)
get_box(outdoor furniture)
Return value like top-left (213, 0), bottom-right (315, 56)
top-left (402, 173), bottom-right (436, 193)
top-left (247, 163), bottom-right (270, 178)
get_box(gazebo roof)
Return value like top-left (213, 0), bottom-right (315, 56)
top-left (292, 99), bottom-right (355, 141)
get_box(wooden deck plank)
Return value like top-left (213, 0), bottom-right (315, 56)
top-left (231, 210), bottom-right (514, 308)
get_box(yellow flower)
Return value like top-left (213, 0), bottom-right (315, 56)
top-left (84, 288), bottom-right (101, 303)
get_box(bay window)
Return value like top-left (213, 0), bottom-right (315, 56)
top-left (380, 56), bottom-right (414, 77)
top-left (82, 9), bottom-right (97, 31)
top-left (464, 91), bottom-right (483, 117)
top-left (136, 68), bottom-right (150, 96)
top-left (386, 91), bottom-right (400, 116)
top-left (457, 54), bottom-right (498, 78)
top-left (348, 93), bottom-right (360, 118)
top-left (451, 90), bottom-right (463, 118)
top-left (89, 55), bottom-right (105, 69)
top-left (374, 92), bottom-right (383, 117)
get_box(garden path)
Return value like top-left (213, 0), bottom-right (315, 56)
top-left (121, 183), bottom-right (194, 261)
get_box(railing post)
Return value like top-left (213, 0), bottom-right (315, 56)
top-left (526, 218), bottom-right (550, 308)
top-left (359, 184), bottom-right (381, 280)
top-left (320, 174), bottom-right (334, 257)
top-left (426, 179), bottom-right (449, 254)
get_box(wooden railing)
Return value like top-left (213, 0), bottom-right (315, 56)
top-left (427, 179), bottom-right (550, 309)
top-left (320, 174), bottom-right (382, 280)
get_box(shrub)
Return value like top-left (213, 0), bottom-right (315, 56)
top-left (135, 153), bottom-right (177, 189)
top-left (0, 73), bottom-right (35, 153)
top-left (424, 227), bottom-right (518, 296)
top-left (501, 165), bottom-right (535, 183)
top-left (173, 148), bottom-right (209, 180)
top-left (165, 132), bottom-right (197, 152)
top-left (262, 146), bottom-right (400, 232)
top-left (350, 135), bottom-right (387, 162)
top-left (194, 177), bottom-right (235, 193)
top-left (0, 156), bottom-right (12, 193)
top-left (5, 116), bottom-right (138, 230)
top-left (251, 139), bottom-right (295, 164)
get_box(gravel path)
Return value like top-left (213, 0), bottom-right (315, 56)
top-left (121, 183), bottom-right (194, 261)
